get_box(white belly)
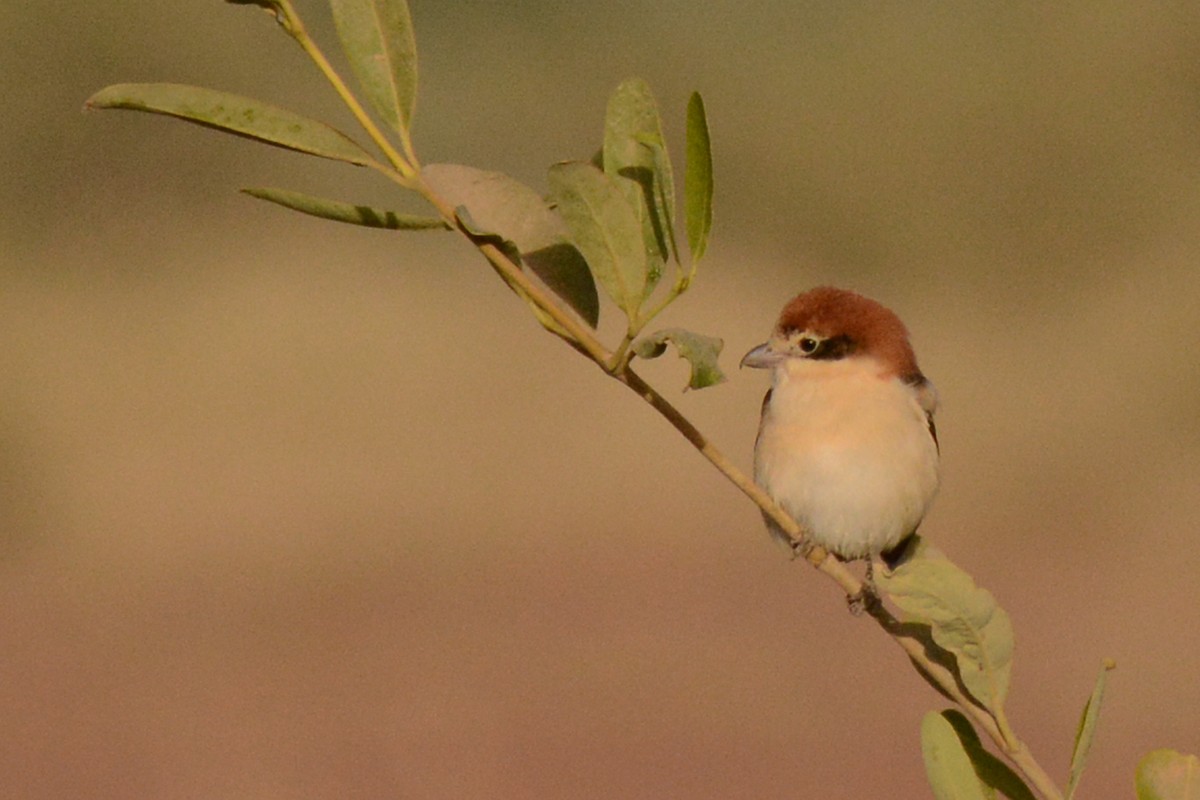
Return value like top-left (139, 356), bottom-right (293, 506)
top-left (754, 358), bottom-right (940, 558)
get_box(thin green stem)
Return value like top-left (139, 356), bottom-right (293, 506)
top-left (395, 114), bottom-right (419, 172)
top-left (275, 0), bottom-right (417, 180)
top-left (608, 329), bottom-right (639, 373)
top-left (636, 280), bottom-right (685, 329)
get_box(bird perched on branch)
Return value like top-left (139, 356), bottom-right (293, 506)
top-left (741, 287), bottom-right (939, 568)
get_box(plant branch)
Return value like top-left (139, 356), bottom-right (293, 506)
top-left (411, 165), bottom-right (1062, 795)
top-left (375, 81), bottom-right (1068, 800)
top-left (251, 10), bottom-right (1061, 793)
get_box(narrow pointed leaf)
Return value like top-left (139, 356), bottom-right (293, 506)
top-left (1066, 659), bottom-right (1116, 800)
top-left (603, 78), bottom-right (673, 294)
top-left (685, 91), bottom-right (713, 263)
top-left (878, 538), bottom-right (1015, 719)
top-left (1137, 750), bottom-right (1200, 800)
top-left (423, 163), bottom-right (599, 326)
top-left (548, 161), bottom-right (646, 319)
top-left (86, 83), bottom-right (375, 166)
top-left (639, 134), bottom-right (680, 294)
top-left (242, 187), bottom-right (447, 230)
top-left (633, 328), bottom-right (726, 390)
top-left (921, 711), bottom-right (989, 800)
top-left (941, 710), bottom-right (1036, 800)
top-left (329, 0), bottom-right (417, 135)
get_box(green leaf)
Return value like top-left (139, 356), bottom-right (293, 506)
top-left (603, 78), bottom-right (673, 297)
top-left (423, 163), bottom-right (600, 327)
top-left (241, 187), bottom-right (448, 230)
top-left (85, 83), bottom-right (375, 167)
top-left (329, 0), bottom-right (418, 136)
top-left (940, 710), bottom-right (1036, 800)
top-left (639, 135), bottom-right (681, 292)
top-left (1066, 659), bottom-right (1116, 800)
top-left (548, 161), bottom-right (647, 320)
top-left (877, 538), bottom-right (1015, 720)
top-left (1137, 750), bottom-right (1200, 800)
top-left (684, 91), bottom-right (713, 263)
top-left (921, 711), bottom-right (989, 800)
top-left (632, 328), bottom-right (726, 390)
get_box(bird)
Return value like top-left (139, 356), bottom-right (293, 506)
top-left (741, 286), bottom-right (940, 568)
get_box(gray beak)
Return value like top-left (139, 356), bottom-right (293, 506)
top-left (740, 342), bottom-right (784, 369)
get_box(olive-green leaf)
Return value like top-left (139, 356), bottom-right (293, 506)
top-left (241, 187), bottom-right (448, 230)
top-left (1066, 659), bottom-right (1116, 800)
top-left (1136, 750), bottom-right (1200, 800)
top-left (941, 710), bottom-right (1036, 800)
top-left (85, 83), bottom-right (375, 167)
top-left (603, 78), bottom-right (673, 295)
top-left (329, 0), bottom-right (417, 136)
top-left (921, 711), bottom-right (989, 800)
top-left (878, 538), bottom-right (1015, 719)
top-left (632, 328), bottom-right (726, 390)
top-left (604, 78), bottom-right (675, 234)
top-left (548, 161), bottom-right (646, 320)
top-left (423, 163), bottom-right (599, 326)
top-left (685, 91), bottom-right (713, 263)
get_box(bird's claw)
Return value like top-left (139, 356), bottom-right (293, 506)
top-left (847, 559), bottom-right (884, 616)
top-left (846, 582), bottom-right (882, 617)
top-left (789, 537), bottom-right (816, 561)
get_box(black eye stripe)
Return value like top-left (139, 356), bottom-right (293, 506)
top-left (806, 334), bottom-right (855, 360)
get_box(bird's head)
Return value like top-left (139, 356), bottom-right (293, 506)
top-left (740, 286), bottom-right (922, 383)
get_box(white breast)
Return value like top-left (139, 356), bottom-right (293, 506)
top-left (754, 357), bottom-right (940, 558)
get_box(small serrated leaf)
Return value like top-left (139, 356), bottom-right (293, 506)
top-left (685, 91), bottom-right (713, 263)
top-left (548, 161), bottom-right (646, 320)
top-left (329, 0), bottom-right (418, 136)
top-left (1136, 750), bottom-right (1200, 800)
top-left (85, 83), bottom-right (376, 167)
top-left (423, 163), bottom-right (599, 326)
top-left (242, 187), bottom-right (448, 230)
top-left (633, 328), bottom-right (726, 390)
top-left (1066, 659), bottom-right (1116, 800)
top-left (878, 539), bottom-right (1015, 721)
top-left (921, 711), bottom-right (989, 800)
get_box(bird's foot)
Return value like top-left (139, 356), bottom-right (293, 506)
top-left (788, 537), bottom-right (816, 562)
top-left (846, 558), bottom-right (883, 616)
top-left (846, 583), bottom-right (882, 617)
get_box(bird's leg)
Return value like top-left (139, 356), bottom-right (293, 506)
top-left (846, 556), bottom-right (883, 617)
top-left (788, 536), bottom-right (816, 561)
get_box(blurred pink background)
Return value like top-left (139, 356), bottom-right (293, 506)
top-left (2, 2), bottom-right (1199, 797)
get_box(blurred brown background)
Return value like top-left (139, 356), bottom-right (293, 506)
top-left (3, 2), bottom-right (1199, 798)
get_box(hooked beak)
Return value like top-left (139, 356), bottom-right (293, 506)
top-left (740, 342), bottom-right (784, 369)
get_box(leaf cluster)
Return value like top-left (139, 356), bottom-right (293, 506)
top-left (86, 0), bottom-right (719, 391)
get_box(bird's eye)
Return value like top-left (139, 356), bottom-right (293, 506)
top-left (799, 337), bottom-right (819, 354)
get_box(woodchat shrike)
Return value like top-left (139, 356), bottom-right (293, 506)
top-left (741, 287), bottom-right (940, 563)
